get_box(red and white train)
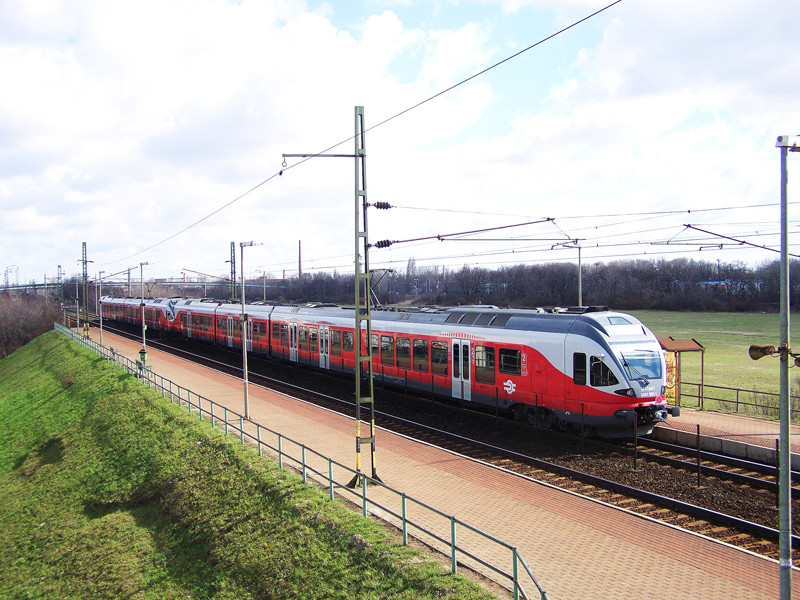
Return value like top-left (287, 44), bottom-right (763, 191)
top-left (101, 296), bottom-right (679, 437)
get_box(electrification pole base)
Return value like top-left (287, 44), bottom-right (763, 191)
top-left (347, 470), bottom-right (383, 489)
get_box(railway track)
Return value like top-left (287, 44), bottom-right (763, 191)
top-left (99, 323), bottom-right (800, 561)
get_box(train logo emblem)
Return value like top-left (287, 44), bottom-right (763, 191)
top-left (503, 379), bottom-right (516, 395)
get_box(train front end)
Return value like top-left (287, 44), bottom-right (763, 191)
top-left (582, 312), bottom-right (679, 437)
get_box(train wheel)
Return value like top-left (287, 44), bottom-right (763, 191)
top-left (535, 408), bottom-right (555, 429)
top-left (511, 404), bottom-right (527, 423)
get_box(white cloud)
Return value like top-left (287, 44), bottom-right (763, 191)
top-left (1, 0), bottom-right (799, 287)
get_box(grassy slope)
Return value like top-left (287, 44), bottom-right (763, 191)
top-left (629, 310), bottom-right (798, 396)
top-left (0, 332), bottom-right (495, 600)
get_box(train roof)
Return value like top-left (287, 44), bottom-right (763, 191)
top-left (100, 296), bottom-right (651, 339)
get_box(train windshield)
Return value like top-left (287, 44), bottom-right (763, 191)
top-left (617, 349), bottom-right (663, 383)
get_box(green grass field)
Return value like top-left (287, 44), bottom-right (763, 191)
top-left (0, 332), bottom-right (495, 600)
top-left (630, 310), bottom-right (797, 399)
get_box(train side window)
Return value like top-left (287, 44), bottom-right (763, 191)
top-left (280, 323), bottom-right (288, 346)
top-left (431, 341), bottom-right (448, 376)
top-left (573, 352), bottom-right (587, 385)
top-left (475, 345), bottom-right (496, 384)
top-left (396, 337), bottom-right (410, 369)
top-left (309, 327), bottom-right (318, 352)
top-left (499, 348), bottom-right (521, 376)
top-left (342, 331), bottom-right (354, 353)
top-left (371, 334), bottom-right (379, 357)
top-left (413, 339), bottom-right (429, 372)
top-left (331, 330), bottom-right (342, 357)
top-left (272, 322), bottom-right (280, 341)
top-left (490, 315), bottom-right (512, 327)
top-left (590, 357), bottom-right (619, 387)
top-left (475, 313), bottom-right (494, 326)
top-left (459, 313), bottom-right (479, 325)
top-left (260, 322), bottom-right (267, 339)
top-left (299, 326), bottom-right (308, 351)
top-left (381, 335), bottom-right (394, 367)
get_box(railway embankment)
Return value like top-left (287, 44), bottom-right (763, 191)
top-left (0, 331), bottom-right (494, 600)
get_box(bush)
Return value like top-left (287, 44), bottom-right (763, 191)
top-left (0, 293), bottom-right (62, 358)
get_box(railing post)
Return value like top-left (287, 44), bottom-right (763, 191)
top-left (302, 445), bottom-right (307, 483)
top-left (240, 416), bottom-right (244, 444)
top-left (329, 459), bottom-right (334, 501)
top-left (210, 403), bottom-right (215, 427)
top-left (362, 475), bottom-right (368, 518)
top-left (224, 408), bottom-right (229, 435)
top-left (257, 424), bottom-right (262, 457)
top-left (278, 434), bottom-right (283, 469)
top-left (513, 548), bottom-right (520, 600)
top-left (401, 494), bottom-right (408, 545)
top-left (450, 517), bottom-right (457, 574)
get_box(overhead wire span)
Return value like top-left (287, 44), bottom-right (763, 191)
top-left (683, 225), bottom-right (800, 258)
top-left (371, 218), bottom-right (556, 249)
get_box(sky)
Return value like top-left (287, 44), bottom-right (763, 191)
top-left (1, 0), bottom-right (799, 288)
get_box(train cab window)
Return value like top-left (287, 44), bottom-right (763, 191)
top-left (396, 337), bottom-right (410, 369)
top-left (299, 326), bottom-right (308, 351)
top-left (381, 335), bottom-right (394, 367)
top-left (431, 341), bottom-right (448, 376)
top-left (499, 348), bottom-right (521, 376)
top-left (280, 323), bottom-right (288, 346)
top-left (342, 331), bottom-right (354, 353)
top-left (413, 339), bottom-right (429, 372)
top-left (331, 330), bottom-right (342, 357)
top-left (573, 353), bottom-right (587, 386)
top-left (590, 357), bottom-right (619, 387)
top-left (309, 327), bottom-right (318, 352)
top-left (475, 345), bottom-right (496, 384)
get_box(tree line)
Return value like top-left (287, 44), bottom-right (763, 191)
top-left (209, 257), bottom-right (797, 313)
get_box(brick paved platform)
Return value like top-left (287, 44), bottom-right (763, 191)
top-left (88, 328), bottom-right (800, 599)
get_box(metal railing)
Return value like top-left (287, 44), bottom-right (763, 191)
top-left (678, 381), bottom-right (800, 422)
top-left (55, 323), bottom-right (549, 600)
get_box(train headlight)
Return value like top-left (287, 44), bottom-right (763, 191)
top-left (614, 388), bottom-right (635, 397)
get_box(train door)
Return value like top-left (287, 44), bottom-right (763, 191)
top-left (245, 318), bottom-right (253, 352)
top-left (319, 325), bottom-right (330, 369)
top-left (451, 338), bottom-right (472, 402)
top-left (186, 312), bottom-right (193, 339)
top-left (289, 322), bottom-right (299, 362)
top-left (226, 316), bottom-right (234, 348)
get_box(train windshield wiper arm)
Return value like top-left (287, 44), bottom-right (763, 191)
top-left (621, 354), bottom-right (649, 386)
